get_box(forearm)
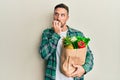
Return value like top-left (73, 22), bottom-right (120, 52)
top-left (40, 31), bottom-right (60, 60)
top-left (82, 46), bottom-right (94, 74)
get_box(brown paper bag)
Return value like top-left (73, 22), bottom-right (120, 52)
top-left (60, 47), bottom-right (87, 77)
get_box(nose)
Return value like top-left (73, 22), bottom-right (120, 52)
top-left (57, 14), bottom-right (61, 21)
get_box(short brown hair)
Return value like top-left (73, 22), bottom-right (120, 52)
top-left (54, 3), bottom-right (69, 14)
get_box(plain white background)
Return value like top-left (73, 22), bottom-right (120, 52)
top-left (0, 0), bottom-right (120, 80)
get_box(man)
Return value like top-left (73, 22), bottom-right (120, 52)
top-left (40, 3), bottom-right (94, 80)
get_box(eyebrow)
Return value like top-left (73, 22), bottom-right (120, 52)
top-left (54, 11), bottom-right (66, 14)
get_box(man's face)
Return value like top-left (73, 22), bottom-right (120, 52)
top-left (53, 8), bottom-right (69, 27)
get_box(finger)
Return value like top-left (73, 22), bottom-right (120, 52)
top-left (54, 21), bottom-right (57, 26)
top-left (53, 21), bottom-right (56, 28)
top-left (72, 64), bottom-right (80, 68)
top-left (52, 20), bottom-right (61, 34)
top-left (72, 71), bottom-right (82, 78)
top-left (55, 21), bottom-right (61, 29)
top-left (54, 21), bottom-right (58, 25)
top-left (58, 22), bottom-right (61, 27)
top-left (70, 69), bottom-right (78, 77)
top-left (52, 21), bottom-right (55, 27)
top-left (71, 73), bottom-right (77, 77)
top-left (76, 72), bottom-right (82, 77)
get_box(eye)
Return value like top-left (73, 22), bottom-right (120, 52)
top-left (61, 14), bottom-right (65, 17)
top-left (54, 13), bottom-right (59, 16)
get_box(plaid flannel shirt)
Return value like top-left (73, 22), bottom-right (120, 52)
top-left (40, 26), bottom-right (94, 80)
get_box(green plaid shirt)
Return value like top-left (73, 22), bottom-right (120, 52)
top-left (40, 26), bottom-right (94, 80)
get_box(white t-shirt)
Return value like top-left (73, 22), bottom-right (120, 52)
top-left (56, 30), bottom-right (73, 80)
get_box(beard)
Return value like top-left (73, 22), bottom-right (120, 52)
top-left (61, 24), bottom-right (65, 28)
